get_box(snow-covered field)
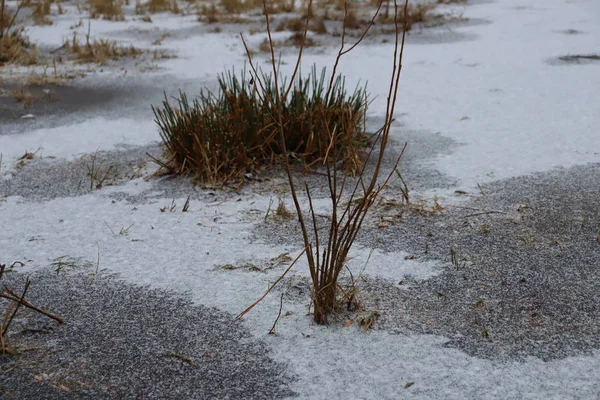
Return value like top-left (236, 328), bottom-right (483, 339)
top-left (1, 0), bottom-right (599, 398)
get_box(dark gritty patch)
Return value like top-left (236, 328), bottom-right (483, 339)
top-left (363, 163), bottom-right (600, 361)
top-left (249, 161), bottom-right (600, 361)
top-left (547, 54), bottom-right (600, 65)
top-left (0, 267), bottom-right (295, 399)
top-left (557, 29), bottom-right (583, 35)
top-left (0, 144), bottom-right (161, 201)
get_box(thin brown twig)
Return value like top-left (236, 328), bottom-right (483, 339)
top-left (163, 353), bottom-right (198, 368)
top-left (268, 292), bottom-right (285, 334)
top-left (235, 248), bottom-right (306, 321)
top-left (4, 0), bottom-right (26, 37)
top-left (463, 211), bottom-right (505, 218)
top-left (2, 279), bottom-right (30, 337)
top-left (1, 288), bottom-right (64, 325)
top-left (282, 0), bottom-right (314, 101)
top-left (326, 0), bottom-right (384, 102)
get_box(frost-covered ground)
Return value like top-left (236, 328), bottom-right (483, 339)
top-left (1, 0), bottom-right (600, 398)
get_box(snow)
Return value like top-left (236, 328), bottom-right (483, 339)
top-left (0, 117), bottom-right (158, 163)
top-left (2, 0), bottom-right (600, 398)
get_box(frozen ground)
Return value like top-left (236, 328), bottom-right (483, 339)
top-left (1, 0), bottom-right (599, 398)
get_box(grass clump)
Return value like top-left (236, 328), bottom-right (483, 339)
top-left (0, 0), bottom-right (38, 65)
top-left (64, 32), bottom-right (142, 64)
top-left (276, 16), bottom-right (327, 34)
top-left (31, 0), bottom-right (53, 25)
top-left (197, 0), bottom-right (292, 23)
top-left (136, 0), bottom-right (179, 15)
top-left (377, 2), bottom-right (439, 28)
top-left (152, 65), bottom-right (368, 185)
top-left (0, 29), bottom-right (37, 65)
top-left (88, 0), bottom-right (125, 20)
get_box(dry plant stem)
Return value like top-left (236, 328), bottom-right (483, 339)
top-left (235, 248), bottom-right (306, 321)
top-left (312, 0), bottom-right (408, 318)
top-left (281, 0), bottom-right (313, 101)
top-left (4, 0), bottom-right (25, 36)
top-left (164, 353), bottom-right (198, 368)
top-left (2, 279), bottom-right (30, 337)
top-left (1, 288), bottom-right (65, 324)
top-left (315, 0), bottom-right (409, 323)
top-left (242, 0), bottom-right (410, 324)
top-left (268, 292), bottom-right (285, 334)
top-left (241, 0), bottom-right (317, 273)
top-left (0, 0), bottom-right (5, 35)
top-left (325, 0), bottom-right (384, 101)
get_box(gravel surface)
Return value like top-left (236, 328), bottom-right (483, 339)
top-left (256, 163), bottom-right (600, 361)
top-left (0, 145), bottom-right (160, 201)
top-left (364, 163), bottom-right (600, 361)
top-left (0, 268), bottom-right (295, 399)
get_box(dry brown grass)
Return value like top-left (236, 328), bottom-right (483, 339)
top-left (343, 9), bottom-right (363, 30)
top-left (0, 31), bottom-right (38, 65)
top-left (88, 0), bottom-right (125, 20)
top-left (197, 3), bottom-right (249, 23)
top-left (0, 84), bottom-right (41, 107)
top-left (0, 0), bottom-right (39, 65)
top-left (31, 0), bottom-right (53, 25)
top-left (153, 63), bottom-right (368, 185)
top-left (378, 2), bottom-right (440, 29)
top-left (64, 31), bottom-right (142, 64)
top-left (276, 15), bottom-right (327, 34)
top-left (197, 0), bottom-right (293, 23)
top-left (259, 31), bottom-right (317, 52)
top-left (136, 0), bottom-right (179, 14)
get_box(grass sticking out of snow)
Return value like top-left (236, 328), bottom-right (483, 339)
top-left (152, 65), bottom-right (368, 185)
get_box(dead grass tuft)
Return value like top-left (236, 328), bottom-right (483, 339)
top-left (0, 0), bottom-right (38, 66)
top-left (31, 0), bottom-right (53, 25)
top-left (274, 198), bottom-right (293, 219)
top-left (152, 65), bottom-right (368, 185)
top-left (198, 0), bottom-right (292, 23)
top-left (88, 0), bottom-right (125, 20)
top-left (136, 0), bottom-right (179, 14)
top-left (80, 152), bottom-right (120, 190)
top-left (64, 31), bottom-right (142, 64)
top-left (276, 15), bottom-right (327, 34)
top-left (377, 2), bottom-right (439, 29)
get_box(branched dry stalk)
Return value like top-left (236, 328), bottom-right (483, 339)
top-left (239, 0), bottom-right (410, 324)
top-left (0, 0), bottom-right (25, 39)
top-left (1, 277), bottom-right (64, 355)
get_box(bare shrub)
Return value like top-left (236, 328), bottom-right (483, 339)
top-left (237, 0), bottom-right (409, 324)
